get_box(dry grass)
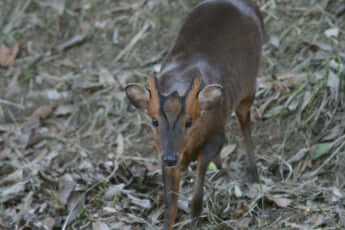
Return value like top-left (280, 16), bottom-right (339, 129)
top-left (0, 0), bottom-right (344, 229)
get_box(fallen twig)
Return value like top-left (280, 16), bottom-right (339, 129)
top-left (56, 33), bottom-right (91, 52)
top-left (113, 23), bottom-right (150, 64)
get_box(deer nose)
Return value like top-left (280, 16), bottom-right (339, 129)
top-left (162, 154), bottom-right (178, 167)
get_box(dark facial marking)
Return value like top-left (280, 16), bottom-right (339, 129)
top-left (154, 75), bottom-right (201, 129)
top-left (162, 91), bottom-right (183, 129)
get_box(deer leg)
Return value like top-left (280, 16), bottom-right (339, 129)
top-left (190, 133), bottom-right (224, 217)
top-left (236, 97), bottom-right (259, 182)
top-left (162, 166), bottom-right (181, 230)
top-left (213, 153), bottom-right (222, 170)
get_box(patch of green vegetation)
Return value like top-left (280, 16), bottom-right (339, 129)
top-left (48, 190), bottom-right (62, 208)
top-left (12, 31), bottom-right (22, 41)
top-left (91, 185), bottom-right (106, 209)
top-left (312, 142), bottom-right (333, 160)
top-left (112, 191), bottom-right (122, 206)
top-left (0, 31), bottom-right (22, 43)
top-left (22, 68), bottom-right (32, 82)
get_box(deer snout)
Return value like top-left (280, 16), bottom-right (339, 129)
top-left (162, 154), bottom-right (178, 167)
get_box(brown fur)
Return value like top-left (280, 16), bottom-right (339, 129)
top-left (147, 76), bottom-right (160, 117)
top-left (184, 76), bottom-right (201, 119)
top-left (163, 95), bottom-right (182, 128)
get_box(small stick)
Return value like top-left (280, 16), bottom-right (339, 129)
top-left (56, 33), bottom-right (90, 52)
top-left (113, 23), bottom-right (150, 64)
top-left (0, 98), bottom-right (25, 109)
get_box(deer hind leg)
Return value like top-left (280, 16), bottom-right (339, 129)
top-left (212, 153), bottom-right (222, 170)
top-left (236, 97), bottom-right (259, 182)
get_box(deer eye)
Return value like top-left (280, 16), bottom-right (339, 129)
top-left (185, 118), bottom-right (192, 128)
top-left (152, 118), bottom-right (159, 127)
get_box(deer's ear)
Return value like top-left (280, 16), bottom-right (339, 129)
top-left (198, 84), bottom-right (223, 111)
top-left (125, 83), bottom-right (150, 111)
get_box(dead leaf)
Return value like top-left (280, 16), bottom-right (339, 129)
top-left (288, 148), bottom-right (309, 163)
top-left (287, 99), bottom-right (299, 111)
top-left (270, 36), bottom-right (280, 48)
top-left (25, 133), bottom-right (47, 149)
top-left (110, 222), bottom-right (129, 230)
top-left (267, 194), bottom-right (292, 208)
top-left (234, 184), bottom-right (242, 198)
top-left (264, 105), bottom-right (285, 118)
top-left (127, 194), bottom-right (152, 209)
top-left (0, 43), bottom-right (19, 67)
top-left (300, 91), bottom-right (312, 112)
top-left (115, 72), bottom-right (132, 87)
top-left (78, 160), bottom-right (93, 170)
top-left (113, 91), bottom-right (126, 101)
top-left (327, 70), bottom-right (340, 102)
top-left (58, 58), bottom-right (76, 68)
top-left (178, 200), bottom-right (189, 213)
top-left (308, 214), bottom-right (325, 227)
top-left (220, 144), bottom-right (236, 159)
top-left (300, 160), bottom-right (313, 174)
top-left (0, 169), bottom-right (23, 186)
top-left (52, 0), bottom-right (65, 15)
top-left (29, 148), bottom-right (49, 169)
top-left (15, 191), bottom-right (34, 223)
top-left (95, 20), bottom-right (107, 29)
top-left (99, 68), bottom-right (116, 85)
top-left (81, 21), bottom-right (91, 34)
top-left (104, 184), bottom-right (125, 200)
top-left (92, 221), bottom-right (110, 230)
top-left (48, 90), bottom-right (70, 100)
top-left (149, 208), bottom-right (164, 224)
top-left (103, 207), bottom-right (116, 214)
top-left (6, 70), bottom-right (21, 97)
top-left (42, 217), bottom-right (55, 230)
top-left (324, 27), bottom-right (339, 38)
top-left (322, 126), bottom-right (343, 141)
top-left (235, 202), bottom-right (248, 216)
top-left (329, 59), bottom-right (344, 72)
top-left (0, 182), bottom-right (26, 202)
top-left (255, 92), bottom-right (280, 118)
top-left (64, 192), bottom-right (85, 227)
top-left (144, 162), bottom-right (158, 172)
top-left (272, 80), bottom-right (290, 94)
top-left (331, 187), bottom-right (343, 202)
top-left (54, 105), bottom-right (74, 116)
top-left (0, 148), bottom-right (11, 161)
top-left (116, 134), bottom-right (124, 155)
top-left (57, 174), bottom-right (76, 206)
top-left (278, 73), bottom-right (307, 86)
top-left (22, 104), bottom-right (56, 129)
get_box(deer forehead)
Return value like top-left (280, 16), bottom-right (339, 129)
top-left (162, 93), bottom-right (184, 128)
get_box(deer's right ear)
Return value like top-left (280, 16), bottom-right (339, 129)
top-left (125, 84), bottom-right (150, 111)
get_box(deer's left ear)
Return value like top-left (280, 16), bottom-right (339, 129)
top-left (198, 84), bottom-right (223, 111)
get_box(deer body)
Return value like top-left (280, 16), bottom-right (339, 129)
top-left (126, 0), bottom-right (263, 229)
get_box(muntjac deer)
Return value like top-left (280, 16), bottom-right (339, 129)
top-left (125, 0), bottom-right (263, 228)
